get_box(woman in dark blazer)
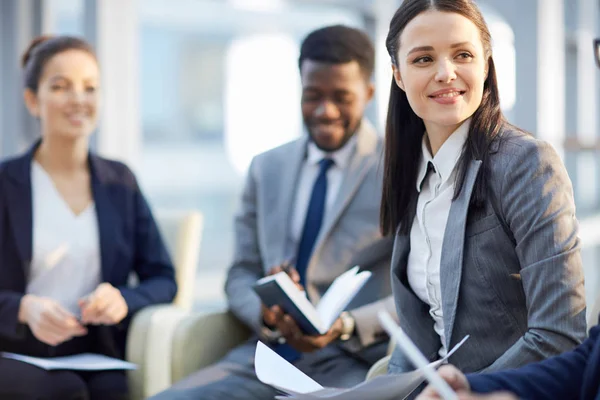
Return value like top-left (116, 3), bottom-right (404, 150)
top-left (0, 36), bottom-right (177, 399)
top-left (380, 0), bottom-right (586, 378)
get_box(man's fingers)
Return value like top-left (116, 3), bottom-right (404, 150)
top-left (268, 266), bottom-right (283, 275)
top-left (277, 315), bottom-right (298, 339)
top-left (286, 267), bottom-right (301, 283)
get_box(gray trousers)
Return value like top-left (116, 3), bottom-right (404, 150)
top-left (150, 339), bottom-right (371, 400)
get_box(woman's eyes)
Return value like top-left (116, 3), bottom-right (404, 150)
top-left (411, 52), bottom-right (474, 65)
top-left (412, 56), bottom-right (433, 64)
top-left (456, 52), bottom-right (474, 60)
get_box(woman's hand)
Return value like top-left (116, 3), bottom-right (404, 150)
top-left (79, 283), bottom-right (128, 325)
top-left (18, 294), bottom-right (87, 346)
top-left (417, 365), bottom-right (518, 400)
top-left (417, 365), bottom-right (470, 399)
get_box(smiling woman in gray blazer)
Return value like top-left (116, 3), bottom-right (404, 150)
top-left (380, 0), bottom-right (586, 375)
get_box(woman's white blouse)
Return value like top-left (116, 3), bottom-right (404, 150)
top-left (26, 162), bottom-right (102, 315)
top-left (407, 120), bottom-right (470, 357)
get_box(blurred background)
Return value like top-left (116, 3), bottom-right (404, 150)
top-left (0, 0), bottom-right (599, 317)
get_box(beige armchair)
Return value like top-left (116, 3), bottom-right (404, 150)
top-left (169, 310), bottom-right (251, 383)
top-left (125, 210), bottom-right (203, 400)
top-left (127, 309), bottom-right (250, 399)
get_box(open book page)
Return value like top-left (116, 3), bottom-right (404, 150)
top-left (1, 352), bottom-right (137, 371)
top-left (255, 342), bottom-right (323, 394)
top-left (275, 273), bottom-right (325, 333)
top-left (316, 266), bottom-right (372, 329)
top-left (254, 266), bottom-right (371, 334)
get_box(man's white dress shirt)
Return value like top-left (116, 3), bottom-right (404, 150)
top-left (290, 135), bottom-right (357, 248)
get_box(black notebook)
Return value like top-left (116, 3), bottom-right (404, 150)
top-left (253, 266), bottom-right (371, 335)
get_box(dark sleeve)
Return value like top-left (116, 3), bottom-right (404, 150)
top-left (118, 174), bottom-right (177, 315)
top-left (467, 325), bottom-right (597, 400)
top-left (0, 176), bottom-right (27, 341)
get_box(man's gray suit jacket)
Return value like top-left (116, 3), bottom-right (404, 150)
top-left (225, 121), bottom-right (395, 364)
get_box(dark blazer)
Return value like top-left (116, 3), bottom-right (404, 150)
top-left (468, 317), bottom-right (600, 400)
top-left (0, 143), bottom-right (177, 357)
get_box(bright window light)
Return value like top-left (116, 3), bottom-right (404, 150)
top-left (225, 34), bottom-right (302, 175)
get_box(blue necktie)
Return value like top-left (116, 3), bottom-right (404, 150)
top-left (295, 158), bottom-right (335, 285)
top-left (275, 158), bottom-right (334, 363)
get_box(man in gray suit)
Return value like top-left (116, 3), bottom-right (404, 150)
top-left (151, 25), bottom-right (396, 400)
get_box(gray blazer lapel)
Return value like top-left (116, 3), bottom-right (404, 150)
top-left (314, 121), bottom-right (379, 252)
top-left (440, 159), bottom-right (481, 349)
top-left (264, 138), bottom-right (307, 264)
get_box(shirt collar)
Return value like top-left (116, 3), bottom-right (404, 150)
top-left (306, 133), bottom-right (357, 169)
top-left (415, 119), bottom-right (470, 192)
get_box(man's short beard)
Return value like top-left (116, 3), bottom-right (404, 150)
top-left (306, 121), bottom-right (361, 152)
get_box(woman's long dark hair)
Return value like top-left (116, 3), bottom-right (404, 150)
top-left (380, 0), bottom-right (506, 236)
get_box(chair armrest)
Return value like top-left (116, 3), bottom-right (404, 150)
top-left (126, 304), bottom-right (190, 400)
top-left (170, 310), bottom-right (251, 384)
top-left (366, 354), bottom-right (391, 380)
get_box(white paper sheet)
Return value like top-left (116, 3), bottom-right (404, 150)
top-left (255, 342), bottom-right (323, 394)
top-left (1, 352), bottom-right (137, 371)
top-left (316, 266), bottom-right (371, 329)
top-left (255, 333), bottom-right (469, 400)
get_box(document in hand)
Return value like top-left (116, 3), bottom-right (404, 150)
top-left (253, 266), bottom-right (371, 335)
top-left (254, 333), bottom-right (469, 400)
top-left (1, 352), bottom-right (137, 371)
top-left (378, 311), bottom-right (461, 400)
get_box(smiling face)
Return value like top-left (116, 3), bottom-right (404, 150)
top-left (24, 49), bottom-right (100, 140)
top-left (392, 10), bottom-right (488, 137)
top-left (300, 59), bottom-right (374, 152)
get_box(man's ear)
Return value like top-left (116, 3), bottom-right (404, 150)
top-left (392, 64), bottom-right (405, 91)
top-left (365, 81), bottom-right (375, 102)
top-left (23, 89), bottom-right (40, 118)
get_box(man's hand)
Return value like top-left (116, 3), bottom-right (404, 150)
top-left (18, 294), bottom-right (87, 346)
top-left (269, 262), bottom-right (303, 291)
top-left (79, 283), bottom-right (128, 325)
top-left (262, 304), bottom-right (280, 328)
top-left (417, 365), bottom-right (517, 400)
top-left (275, 312), bottom-right (343, 353)
top-left (261, 262), bottom-right (304, 328)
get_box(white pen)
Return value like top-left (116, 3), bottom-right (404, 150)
top-left (378, 311), bottom-right (458, 400)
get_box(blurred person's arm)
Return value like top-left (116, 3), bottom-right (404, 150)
top-left (225, 158), bottom-right (267, 335)
top-left (0, 173), bottom-right (29, 341)
top-left (0, 291), bottom-right (26, 340)
top-left (467, 324), bottom-right (598, 399)
top-left (116, 166), bottom-right (177, 316)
